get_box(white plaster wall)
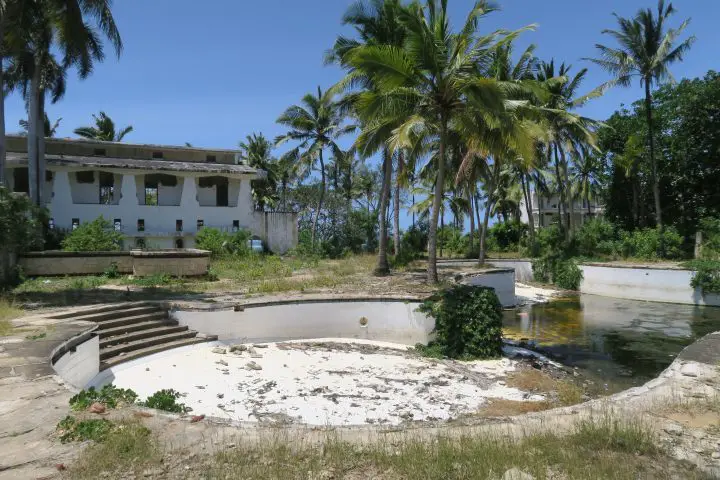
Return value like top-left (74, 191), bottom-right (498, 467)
top-left (197, 183), bottom-right (217, 206)
top-left (158, 181), bottom-right (182, 206)
top-left (172, 301), bottom-right (433, 346)
top-left (253, 212), bottom-right (298, 254)
top-left (69, 171), bottom-right (99, 204)
top-left (459, 270), bottom-right (516, 307)
top-left (579, 265), bottom-right (720, 306)
top-left (488, 260), bottom-right (533, 283)
top-left (45, 168), bottom-right (294, 251)
top-left (53, 335), bottom-right (100, 389)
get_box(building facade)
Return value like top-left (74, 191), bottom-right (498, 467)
top-left (519, 189), bottom-right (605, 228)
top-left (4, 136), bottom-right (297, 253)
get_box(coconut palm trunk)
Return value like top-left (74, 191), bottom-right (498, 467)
top-left (393, 151), bottom-right (403, 256)
top-left (0, 18), bottom-right (5, 187)
top-left (520, 172), bottom-right (535, 239)
top-left (560, 148), bottom-right (573, 233)
top-left (468, 189), bottom-right (475, 253)
top-left (311, 150), bottom-right (326, 247)
top-left (37, 91), bottom-right (46, 205)
top-left (478, 198), bottom-right (493, 265)
top-left (375, 147), bottom-right (391, 275)
top-left (644, 81), bottom-right (662, 231)
top-left (427, 126), bottom-right (447, 283)
top-left (27, 68), bottom-right (41, 205)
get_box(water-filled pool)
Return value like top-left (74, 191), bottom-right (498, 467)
top-left (504, 293), bottom-right (720, 390)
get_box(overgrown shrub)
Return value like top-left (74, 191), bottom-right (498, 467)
top-left (69, 384), bottom-right (138, 411)
top-left (687, 259), bottom-right (720, 295)
top-left (699, 217), bottom-right (720, 260)
top-left (487, 221), bottom-right (527, 252)
top-left (417, 285), bottom-right (503, 360)
top-left (574, 219), bottom-right (617, 258)
top-left (57, 416), bottom-right (115, 443)
top-left (141, 389), bottom-right (190, 413)
top-left (553, 260), bottom-right (584, 290)
top-left (618, 227), bottom-right (684, 260)
top-left (196, 228), bottom-right (251, 257)
top-left (62, 216), bottom-right (123, 252)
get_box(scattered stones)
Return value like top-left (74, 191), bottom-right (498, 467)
top-left (55, 464), bottom-right (66, 471)
top-left (190, 415), bottom-right (205, 423)
top-left (215, 360), bottom-right (228, 367)
top-left (502, 467), bottom-right (535, 480)
top-left (229, 344), bottom-right (247, 353)
top-left (196, 385), bottom-right (206, 389)
top-left (664, 423), bottom-right (684, 436)
top-left (88, 402), bottom-right (106, 414)
top-left (253, 344), bottom-right (269, 349)
top-left (246, 361), bottom-right (262, 371)
top-left (212, 347), bottom-right (227, 355)
top-left (217, 393), bottom-right (224, 399)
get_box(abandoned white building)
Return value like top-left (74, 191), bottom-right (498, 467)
top-left (3, 136), bottom-right (298, 253)
top-left (520, 189), bottom-right (605, 228)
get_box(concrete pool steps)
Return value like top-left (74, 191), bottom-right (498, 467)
top-left (48, 301), bottom-right (155, 320)
top-left (100, 330), bottom-right (202, 361)
top-left (94, 311), bottom-right (169, 330)
top-left (64, 305), bottom-right (164, 324)
top-left (97, 319), bottom-right (180, 339)
top-left (100, 336), bottom-right (218, 370)
top-left (99, 324), bottom-right (190, 349)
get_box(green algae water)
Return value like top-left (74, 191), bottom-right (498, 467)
top-left (503, 294), bottom-right (720, 391)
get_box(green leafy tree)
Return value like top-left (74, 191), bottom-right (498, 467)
top-left (239, 133), bottom-right (280, 211)
top-left (74, 111), bottom-right (133, 142)
top-left (587, 0), bottom-right (695, 234)
top-left (19, 113), bottom-right (61, 137)
top-left (62, 216), bottom-right (123, 252)
top-left (275, 87), bottom-right (351, 247)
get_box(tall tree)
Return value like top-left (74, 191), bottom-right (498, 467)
top-left (346, 0), bottom-right (534, 283)
top-left (239, 133), bottom-right (280, 211)
top-left (570, 148), bottom-right (605, 216)
top-left (13, 0), bottom-right (122, 205)
top-left (587, 0), bottom-right (695, 235)
top-left (74, 111), bottom-right (132, 142)
top-left (275, 87), bottom-right (350, 246)
top-left (20, 113), bottom-right (61, 137)
top-left (329, 0), bottom-right (408, 275)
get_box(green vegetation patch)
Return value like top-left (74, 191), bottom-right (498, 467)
top-left (57, 416), bottom-right (116, 443)
top-left (416, 285), bottom-right (503, 360)
top-left (69, 384), bottom-right (139, 411)
top-left (141, 389), bottom-right (191, 413)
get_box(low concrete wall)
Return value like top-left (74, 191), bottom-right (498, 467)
top-left (130, 249), bottom-right (210, 277)
top-left (19, 249), bottom-right (210, 277)
top-left (19, 251), bottom-right (133, 276)
top-left (579, 264), bottom-right (720, 306)
top-left (457, 269), bottom-right (517, 307)
top-left (52, 331), bottom-right (100, 389)
top-left (252, 211), bottom-right (298, 254)
top-left (172, 299), bottom-right (434, 346)
top-left (487, 260), bottom-right (533, 283)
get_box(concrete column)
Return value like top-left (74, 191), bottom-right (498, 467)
top-left (50, 171), bottom-right (73, 228)
top-left (180, 176), bottom-right (198, 209)
top-left (118, 174), bottom-right (137, 208)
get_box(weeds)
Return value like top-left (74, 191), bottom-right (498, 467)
top-left (56, 416), bottom-right (115, 443)
top-left (141, 389), bottom-right (190, 413)
top-left (69, 385), bottom-right (138, 411)
top-left (0, 298), bottom-right (23, 336)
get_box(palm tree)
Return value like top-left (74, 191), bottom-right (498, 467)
top-left (535, 60), bottom-right (600, 236)
top-left (74, 111), bottom-right (133, 142)
top-left (587, 0), bottom-right (695, 233)
top-left (20, 113), bottom-right (61, 137)
top-left (571, 149), bottom-right (604, 217)
top-left (329, 0), bottom-right (408, 275)
top-left (10, 0), bottom-right (122, 205)
top-left (346, 0), bottom-right (534, 283)
top-left (275, 87), bottom-right (350, 247)
top-left (239, 133), bottom-right (279, 211)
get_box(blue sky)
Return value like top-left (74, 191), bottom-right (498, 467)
top-left (4, 0), bottom-right (717, 228)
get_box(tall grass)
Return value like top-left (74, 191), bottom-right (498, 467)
top-left (0, 298), bottom-right (23, 336)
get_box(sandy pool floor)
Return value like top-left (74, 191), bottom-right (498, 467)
top-left (102, 339), bottom-right (545, 426)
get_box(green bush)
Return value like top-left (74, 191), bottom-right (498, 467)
top-left (196, 228), bottom-right (251, 257)
top-left (56, 416), bottom-right (115, 443)
top-left (69, 384), bottom-right (138, 411)
top-left (142, 389), bottom-right (190, 413)
top-left (619, 227), bottom-right (684, 260)
top-left (417, 285), bottom-right (503, 360)
top-left (487, 221), bottom-right (527, 252)
top-left (553, 260), bottom-right (584, 290)
top-left (574, 219), bottom-right (617, 258)
top-left (699, 217), bottom-right (720, 260)
top-left (62, 217), bottom-right (123, 252)
top-left (686, 259), bottom-right (720, 294)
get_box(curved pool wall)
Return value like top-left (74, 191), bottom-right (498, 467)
top-left (171, 298), bottom-right (435, 346)
top-left (579, 264), bottom-right (720, 306)
top-left (457, 269), bottom-right (516, 307)
top-left (51, 327), bottom-right (100, 389)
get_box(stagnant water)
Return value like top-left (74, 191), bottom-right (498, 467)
top-left (503, 294), bottom-right (720, 392)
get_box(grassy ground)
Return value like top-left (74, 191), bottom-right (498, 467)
top-left (0, 298), bottom-right (24, 335)
top-left (63, 417), bottom-right (708, 480)
top-left (7, 254), bottom-right (479, 309)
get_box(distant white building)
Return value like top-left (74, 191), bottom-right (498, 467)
top-left (4, 136), bottom-right (297, 253)
top-left (520, 189), bottom-right (605, 228)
